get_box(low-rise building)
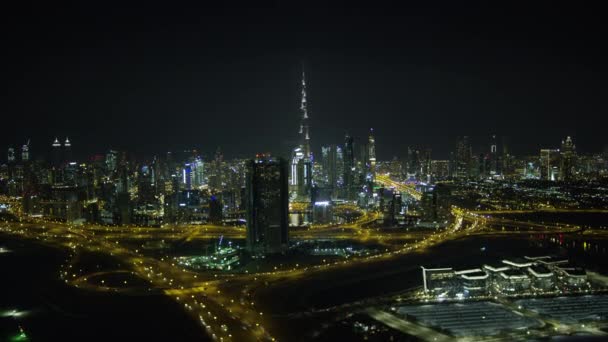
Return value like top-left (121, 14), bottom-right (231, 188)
top-left (527, 264), bottom-right (555, 291)
top-left (421, 267), bottom-right (459, 296)
top-left (422, 255), bottom-right (593, 300)
top-left (496, 269), bottom-right (531, 294)
top-left (556, 264), bottom-right (589, 290)
top-left (456, 268), bottom-right (489, 297)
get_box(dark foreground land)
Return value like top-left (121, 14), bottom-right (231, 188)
top-left (0, 234), bottom-right (209, 342)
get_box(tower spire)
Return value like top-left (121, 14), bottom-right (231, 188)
top-left (298, 68), bottom-right (311, 160)
top-left (290, 65), bottom-right (313, 200)
top-left (300, 70), bottom-right (308, 119)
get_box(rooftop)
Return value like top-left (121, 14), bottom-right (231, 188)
top-left (502, 258), bottom-right (533, 268)
top-left (528, 265), bottom-right (553, 277)
top-left (501, 269), bottom-right (528, 279)
top-left (537, 256), bottom-right (569, 265)
top-left (483, 263), bottom-right (510, 272)
top-left (454, 268), bottom-right (483, 275)
top-left (461, 271), bottom-right (488, 280)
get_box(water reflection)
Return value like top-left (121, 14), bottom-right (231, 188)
top-left (530, 233), bottom-right (607, 255)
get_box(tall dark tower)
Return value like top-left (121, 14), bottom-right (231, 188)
top-left (489, 134), bottom-right (499, 176)
top-left (21, 140), bottom-right (30, 162)
top-left (209, 147), bottom-right (223, 190)
top-left (64, 137), bottom-right (72, 163)
top-left (7, 147), bottom-right (15, 163)
top-left (368, 128), bottom-right (376, 180)
top-left (455, 136), bottom-right (472, 179)
top-left (560, 136), bottom-right (576, 181)
top-left (50, 138), bottom-right (63, 184)
top-left (343, 134), bottom-right (355, 200)
top-left (246, 154), bottom-right (289, 255)
top-left (52, 138), bottom-right (62, 167)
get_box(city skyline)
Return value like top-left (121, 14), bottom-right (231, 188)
top-left (2, 3), bottom-right (608, 342)
top-left (1, 132), bottom-right (601, 163)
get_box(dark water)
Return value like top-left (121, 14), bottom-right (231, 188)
top-left (254, 233), bottom-right (608, 340)
top-left (529, 233), bottom-right (608, 273)
top-left (492, 212), bottom-right (608, 229)
top-left (255, 236), bottom-right (556, 313)
top-left (0, 234), bottom-right (209, 342)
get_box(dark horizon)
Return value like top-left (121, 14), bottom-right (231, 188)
top-left (2, 3), bottom-right (607, 161)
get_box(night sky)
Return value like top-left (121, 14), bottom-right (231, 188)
top-left (2, 2), bottom-right (606, 161)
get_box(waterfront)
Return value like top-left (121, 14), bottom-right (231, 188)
top-left (250, 233), bottom-right (608, 340)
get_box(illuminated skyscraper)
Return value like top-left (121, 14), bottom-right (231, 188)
top-left (290, 147), bottom-right (304, 187)
top-left (299, 70), bottom-right (311, 161)
top-left (335, 145), bottom-right (344, 187)
top-left (106, 150), bottom-right (118, 173)
top-left (138, 165), bottom-right (156, 204)
top-left (488, 134), bottom-right (501, 177)
top-left (540, 149), bottom-right (560, 181)
top-left (407, 147), bottom-right (421, 179)
top-left (7, 147), bottom-right (15, 163)
top-left (560, 136), bottom-right (576, 181)
top-left (290, 70), bottom-right (312, 200)
top-left (321, 145), bottom-right (339, 189)
top-left (192, 156), bottom-right (205, 187)
top-left (343, 134), bottom-right (355, 200)
top-left (455, 136), bottom-right (472, 179)
top-left (207, 147), bottom-right (224, 190)
top-left (183, 163), bottom-right (192, 190)
top-left (246, 154), bottom-right (289, 255)
top-left (21, 140), bottom-right (30, 162)
top-left (368, 128), bottom-right (376, 180)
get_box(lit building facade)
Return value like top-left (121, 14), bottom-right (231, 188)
top-left (290, 70), bottom-right (312, 201)
top-left (540, 149), bottom-right (561, 181)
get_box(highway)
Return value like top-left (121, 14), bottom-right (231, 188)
top-left (0, 205), bottom-right (476, 341)
top-left (375, 174), bottom-right (423, 200)
top-left (2, 203), bottom-right (608, 341)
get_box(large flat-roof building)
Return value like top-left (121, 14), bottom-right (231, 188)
top-left (421, 267), bottom-right (458, 296)
top-left (423, 255), bottom-right (592, 299)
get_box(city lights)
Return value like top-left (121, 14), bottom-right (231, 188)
top-left (1, 3), bottom-right (607, 341)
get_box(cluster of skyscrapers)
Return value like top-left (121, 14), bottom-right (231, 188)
top-left (2, 70), bottom-right (608, 257)
top-left (288, 72), bottom-right (378, 209)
